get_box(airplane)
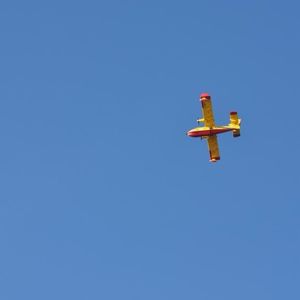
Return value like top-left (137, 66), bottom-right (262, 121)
top-left (187, 93), bottom-right (241, 162)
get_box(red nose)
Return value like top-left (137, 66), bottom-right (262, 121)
top-left (187, 130), bottom-right (199, 137)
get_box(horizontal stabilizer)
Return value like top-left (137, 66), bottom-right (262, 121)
top-left (229, 112), bottom-right (241, 137)
top-left (229, 112), bottom-right (241, 126)
top-left (233, 129), bottom-right (240, 138)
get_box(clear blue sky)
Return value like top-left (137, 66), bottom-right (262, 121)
top-left (0, 1), bottom-right (299, 299)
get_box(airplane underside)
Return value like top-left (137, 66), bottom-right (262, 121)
top-left (187, 127), bottom-right (232, 137)
top-left (187, 93), bottom-right (241, 162)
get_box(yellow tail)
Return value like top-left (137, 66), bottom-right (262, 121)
top-left (229, 112), bottom-right (241, 137)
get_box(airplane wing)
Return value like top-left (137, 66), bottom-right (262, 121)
top-left (200, 94), bottom-right (215, 127)
top-left (207, 135), bottom-right (220, 162)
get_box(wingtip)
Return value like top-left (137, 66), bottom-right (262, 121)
top-left (200, 93), bottom-right (210, 100)
top-left (209, 157), bottom-right (220, 162)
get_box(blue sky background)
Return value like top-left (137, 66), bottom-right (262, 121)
top-left (0, 1), bottom-right (299, 299)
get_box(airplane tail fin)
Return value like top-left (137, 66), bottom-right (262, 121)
top-left (229, 112), bottom-right (241, 138)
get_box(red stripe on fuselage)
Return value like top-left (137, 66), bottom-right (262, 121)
top-left (188, 128), bottom-right (232, 137)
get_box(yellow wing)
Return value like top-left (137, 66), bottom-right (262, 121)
top-left (207, 135), bottom-right (220, 162)
top-left (200, 94), bottom-right (215, 127)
